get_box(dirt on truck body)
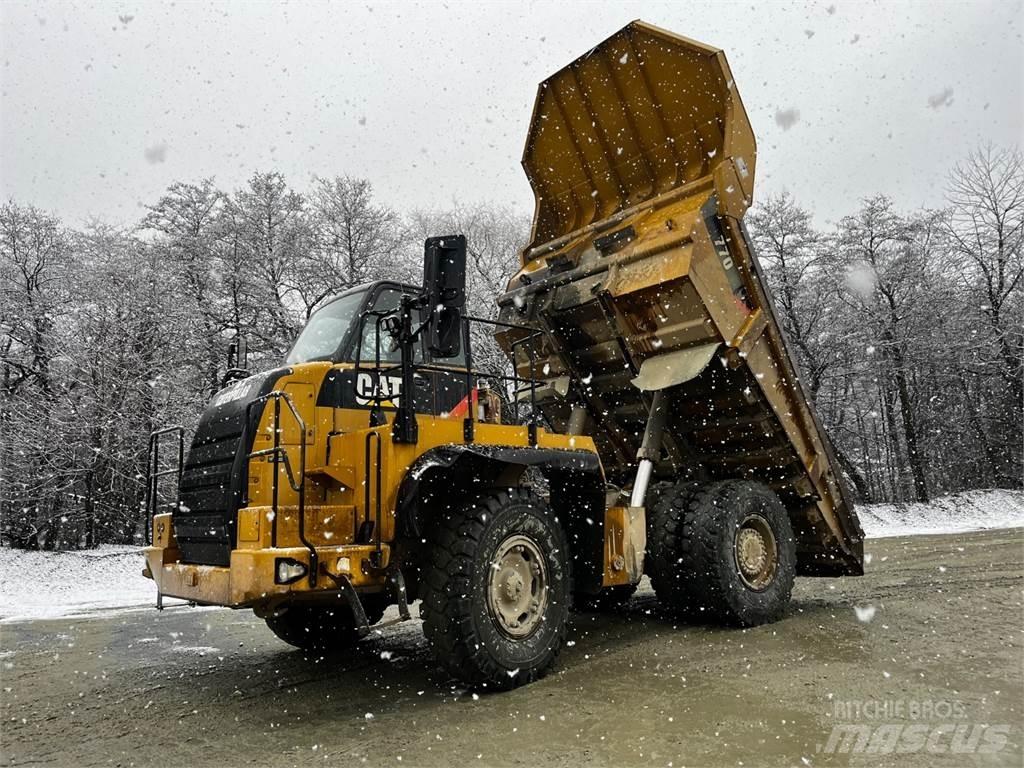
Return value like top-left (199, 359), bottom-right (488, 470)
top-left (495, 20), bottom-right (863, 578)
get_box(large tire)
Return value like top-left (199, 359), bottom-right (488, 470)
top-left (645, 481), bottom-right (700, 612)
top-left (265, 595), bottom-right (388, 651)
top-left (646, 480), bottom-right (796, 626)
top-left (420, 487), bottom-right (571, 690)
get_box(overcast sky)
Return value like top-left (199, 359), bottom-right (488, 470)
top-left (2, 0), bottom-right (1021, 229)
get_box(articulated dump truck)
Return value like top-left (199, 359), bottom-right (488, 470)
top-left (143, 20), bottom-right (863, 690)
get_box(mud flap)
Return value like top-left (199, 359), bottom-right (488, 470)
top-left (602, 505), bottom-right (646, 587)
top-left (325, 572), bottom-right (372, 637)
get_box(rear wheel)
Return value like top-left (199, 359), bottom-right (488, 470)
top-left (264, 595), bottom-right (388, 651)
top-left (420, 487), bottom-right (571, 690)
top-left (646, 480), bottom-right (796, 626)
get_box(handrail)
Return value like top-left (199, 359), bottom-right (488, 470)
top-left (364, 430), bottom-right (384, 567)
top-left (461, 315), bottom-right (475, 441)
top-left (245, 391), bottom-right (318, 587)
top-left (350, 303), bottom-right (547, 447)
top-left (145, 426), bottom-right (185, 544)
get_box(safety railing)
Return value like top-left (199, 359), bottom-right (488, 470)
top-left (245, 391), bottom-right (318, 587)
top-left (352, 309), bottom-right (547, 444)
top-left (145, 426), bottom-right (185, 544)
top-left (458, 313), bottom-right (545, 444)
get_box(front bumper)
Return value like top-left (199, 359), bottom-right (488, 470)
top-left (143, 543), bottom-right (390, 608)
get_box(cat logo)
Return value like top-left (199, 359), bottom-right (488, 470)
top-left (355, 372), bottom-right (403, 407)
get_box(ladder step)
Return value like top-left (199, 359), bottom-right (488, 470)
top-left (306, 465), bottom-right (354, 487)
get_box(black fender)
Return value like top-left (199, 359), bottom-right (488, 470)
top-left (395, 443), bottom-right (607, 593)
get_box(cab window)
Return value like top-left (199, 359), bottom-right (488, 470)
top-left (356, 286), bottom-right (467, 367)
top-left (286, 290), bottom-right (365, 364)
top-left (357, 287), bottom-right (416, 364)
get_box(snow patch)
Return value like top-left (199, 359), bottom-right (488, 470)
top-left (858, 489), bottom-right (1024, 538)
top-left (0, 545), bottom-right (155, 623)
top-left (854, 604), bottom-right (877, 623)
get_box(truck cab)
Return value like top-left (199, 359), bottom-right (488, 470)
top-left (167, 280), bottom-right (460, 569)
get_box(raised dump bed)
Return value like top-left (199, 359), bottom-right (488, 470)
top-left (495, 20), bottom-right (863, 576)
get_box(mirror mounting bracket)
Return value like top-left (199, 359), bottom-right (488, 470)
top-left (390, 234), bottom-right (468, 445)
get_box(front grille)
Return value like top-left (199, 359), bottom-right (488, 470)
top-left (174, 369), bottom-right (283, 566)
top-left (177, 430), bottom-right (244, 566)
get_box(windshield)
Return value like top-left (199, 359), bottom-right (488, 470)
top-left (285, 291), bottom-right (366, 364)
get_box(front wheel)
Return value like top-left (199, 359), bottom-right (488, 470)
top-left (420, 488), bottom-right (571, 690)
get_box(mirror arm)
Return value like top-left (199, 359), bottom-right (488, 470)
top-left (390, 295), bottom-right (420, 445)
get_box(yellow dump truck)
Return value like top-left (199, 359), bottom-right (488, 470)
top-left (143, 20), bottom-right (863, 690)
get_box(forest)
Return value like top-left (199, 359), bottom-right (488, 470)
top-left (1, 145), bottom-right (1020, 550)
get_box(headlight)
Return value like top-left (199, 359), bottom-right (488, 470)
top-left (274, 557), bottom-right (308, 585)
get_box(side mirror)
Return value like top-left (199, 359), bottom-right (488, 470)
top-left (422, 235), bottom-right (466, 358)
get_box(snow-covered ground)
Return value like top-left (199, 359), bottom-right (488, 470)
top-left (1, 489), bottom-right (1021, 624)
top-left (0, 545), bottom-right (157, 623)
top-left (856, 488), bottom-right (1024, 538)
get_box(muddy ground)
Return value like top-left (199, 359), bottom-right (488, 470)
top-left (2, 529), bottom-right (1021, 767)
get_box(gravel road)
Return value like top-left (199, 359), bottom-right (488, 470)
top-left (2, 529), bottom-right (1021, 767)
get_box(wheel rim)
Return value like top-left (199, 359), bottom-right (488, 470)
top-left (734, 514), bottom-right (778, 591)
top-left (487, 534), bottom-right (548, 638)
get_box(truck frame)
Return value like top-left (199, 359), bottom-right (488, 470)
top-left (143, 20), bottom-right (863, 691)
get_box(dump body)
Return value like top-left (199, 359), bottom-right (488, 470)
top-left (495, 21), bottom-right (863, 575)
